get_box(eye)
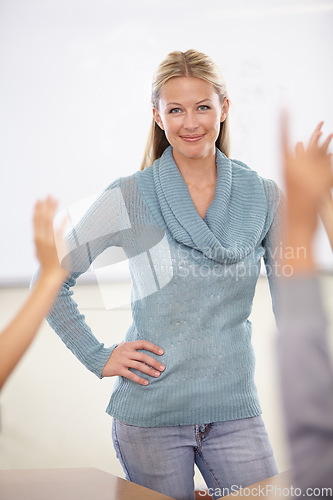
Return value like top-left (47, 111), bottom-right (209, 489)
top-left (198, 105), bottom-right (210, 111)
top-left (169, 108), bottom-right (182, 114)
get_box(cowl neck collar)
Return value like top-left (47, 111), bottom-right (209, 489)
top-left (146, 146), bottom-right (267, 264)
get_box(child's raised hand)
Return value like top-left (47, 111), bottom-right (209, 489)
top-left (33, 196), bottom-right (69, 281)
top-left (281, 115), bottom-right (333, 240)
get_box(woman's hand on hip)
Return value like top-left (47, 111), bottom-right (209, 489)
top-left (101, 340), bottom-right (165, 385)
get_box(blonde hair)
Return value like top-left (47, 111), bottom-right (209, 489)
top-left (140, 49), bottom-right (231, 170)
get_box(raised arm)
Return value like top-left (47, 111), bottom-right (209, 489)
top-left (0, 197), bottom-right (69, 390)
top-left (277, 118), bottom-right (333, 490)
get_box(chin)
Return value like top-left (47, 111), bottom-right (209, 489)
top-left (179, 144), bottom-right (212, 160)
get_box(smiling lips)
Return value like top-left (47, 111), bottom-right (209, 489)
top-left (180, 134), bottom-right (204, 142)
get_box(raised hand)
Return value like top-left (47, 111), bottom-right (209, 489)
top-left (282, 117), bottom-right (333, 240)
top-left (280, 114), bottom-right (333, 271)
top-left (33, 196), bottom-right (69, 281)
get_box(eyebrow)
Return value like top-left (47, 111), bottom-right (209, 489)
top-left (166, 99), bottom-right (212, 106)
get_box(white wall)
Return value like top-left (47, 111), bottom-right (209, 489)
top-left (0, 0), bottom-right (333, 284)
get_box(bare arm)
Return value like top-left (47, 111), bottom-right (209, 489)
top-left (0, 197), bottom-right (69, 390)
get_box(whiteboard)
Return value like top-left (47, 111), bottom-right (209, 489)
top-left (0, 0), bottom-right (332, 284)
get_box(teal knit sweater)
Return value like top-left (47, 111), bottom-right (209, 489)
top-left (47, 146), bottom-right (283, 427)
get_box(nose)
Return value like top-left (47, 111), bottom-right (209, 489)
top-left (183, 111), bottom-right (199, 131)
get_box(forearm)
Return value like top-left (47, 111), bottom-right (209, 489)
top-left (46, 267), bottom-right (118, 378)
top-left (282, 220), bottom-right (315, 273)
top-left (0, 271), bottom-right (65, 389)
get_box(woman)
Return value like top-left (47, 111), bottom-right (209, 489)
top-left (46, 50), bottom-right (282, 500)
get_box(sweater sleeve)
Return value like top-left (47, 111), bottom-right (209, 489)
top-left (277, 275), bottom-right (333, 490)
top-left (39, 179), bottom-right (128, 378)
top-left (261, 179), bottom-right (286, 326)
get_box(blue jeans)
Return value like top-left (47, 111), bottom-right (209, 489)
top-left (112, 415), bottom-right (278, 500)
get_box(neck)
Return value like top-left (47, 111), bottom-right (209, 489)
top-left (172, 150), bottom-right (217, 188)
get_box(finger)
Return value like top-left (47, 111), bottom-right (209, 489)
top-left (34, 200), bottom-right (49, 242)
top-left (33, 200), bottom-right (42, 233)
top-left (308, 128), bottom-right (323, 150)
top-left (320, 133), bottom-right (333, 154)
top-left (133, 353), bottom-right (165, 371)
top-left (313, 121), bottom-right (324, 133)
top-left (308, 121), bottom-right (324, 148)
top-left (295, 141), bottom-right (305, 157)
top-left (131, 340), bottom-right (164, 355)
top-left (128, 360), bottom-right (162, 378)
top-left (120, 369), bottom-right (149, 386)
top-left (44, 197), bottom-right (58, 223)
top-left (42, 199), bottom-right (58, 244)
top-left (35, 197), bottom-right (57, 239)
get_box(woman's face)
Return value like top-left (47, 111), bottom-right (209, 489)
top-left (153, 76), bottom-right (229, 164)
